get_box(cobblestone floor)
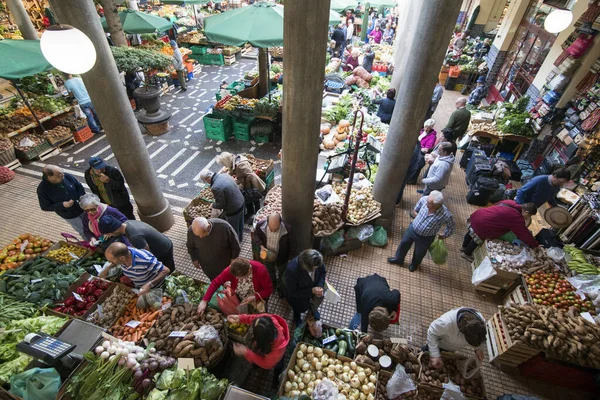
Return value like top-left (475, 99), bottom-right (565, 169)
top-left (0, 91), bottom-right (591, 400)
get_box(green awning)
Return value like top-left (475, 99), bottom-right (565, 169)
top-left (369, 0), bottom-right (397, 7)
top-left (330, 9), bottom-right (343, 25)
top-left (161, 0), bottom-right (209, 4)
top-left (0, 40), bottom-right (52, 80)
top-left (100, 9), bottom-right (173, 34)
top-left (330, 0), bottom-right (358, 12)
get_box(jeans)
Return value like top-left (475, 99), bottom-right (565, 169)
top-left (64, 214), bottom-right (86, 240)
top-left (462, 233), bottom-right (479, 256)
top-left (349, 312), bottom-right (361, 330)
top-left (226, 207), bottom-right (245, 242)
top-left (80, 102), bottom-right (101, 133)
top-left (176, 69), bottom-right (187, 90)
top-left (394, 224), bottom-right (436, 267)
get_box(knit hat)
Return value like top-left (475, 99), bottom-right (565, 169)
top-left (98, 215), bottom-right (123, 234)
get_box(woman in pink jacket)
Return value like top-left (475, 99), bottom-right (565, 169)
top-left (407, 119), bottom-right (437, 184)
top-left (228, 313), bottom-right (290, 370)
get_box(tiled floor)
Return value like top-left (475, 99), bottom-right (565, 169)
top-left (0, 91), bottom-right (591, 400)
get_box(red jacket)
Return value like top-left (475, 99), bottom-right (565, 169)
top-left (240, 313), bottom-right (289, 369)
top-left (470, 200), bottom-right (538, 247)
top-left (202, 260), bottom-right (273, 302)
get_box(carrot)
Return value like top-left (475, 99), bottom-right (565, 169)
top-left (147, 310), bottom-right (160, 321)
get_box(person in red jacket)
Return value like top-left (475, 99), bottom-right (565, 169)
top-left (461, 200), bottom-right (539, 262)
top-left (197, 258), bottom-right (273, 314)
top-left (227, 313), bottom-right (289, 370)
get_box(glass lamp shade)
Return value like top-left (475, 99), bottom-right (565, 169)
top-left (40, 25), bottom-right (97, 74)
top-left (544, 9), bottom-right (573, 34)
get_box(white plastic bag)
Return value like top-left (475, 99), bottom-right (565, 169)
top-left (386, 365), bottom-right (417, 399)
top-left (73, 104), bottom-right (83, 119)
top-left (19, 137), bottom-right (36, 148)
top-left (324, 280), bottom-right (341, 305)
top-left (503, 247), bottom-right (533, 266)
top-left (193, 325), bottom-right (223, 348)
top-left (441, 380), bottom-right (466, 400)
top-left (472, 257), bottom-right (496, 286)
top-left (312, 379), bottom-right (338, 400)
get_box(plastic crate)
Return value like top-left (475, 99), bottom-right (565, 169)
top-left (74, 126), bottom-right (93, 143)
top-left (233, 117), bottom-right (254, 141)
top-left (203, 113), bottom-right (232, 141)
top-left (198, 53), bottom-right (224, 66)
top-left (15, 140), bottom-right (52, 161)
top-left (253, 133), bottom-right (270, 143)
top-left (190, 45), bottom-right (207, 55)
top-left (265, 169), bottom-right (275, 189)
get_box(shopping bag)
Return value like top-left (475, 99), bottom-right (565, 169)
top-left (324, 280), bottom-right (341, 304)
top-left (429, 238), bottom-right (448, 265)
top-left (471, 256), bottom-right (496, 285)
top-left (10, 367), bottom-right (61, 400)
top-left (322, 230), bottom-right (345, 251)
top-left (441, 380), bottom-right (467, 400)
top-left (216, 286), bottom-right (240, 315)
top-left (386, 364), bottom-right (417, 398)
top-left (368, 226), bottom-right (388, 247)
top-left (73, 104), bottom-right (83, 119)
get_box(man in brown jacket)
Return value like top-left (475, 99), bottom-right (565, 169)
top-left (186, 217), bottom-right (240, 280)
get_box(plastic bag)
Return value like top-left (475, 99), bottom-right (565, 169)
top-left (472, 257), bottom-right (496, 286)
top-left (308, 319), bottom-right (323, 338)
top-left (137, 288), bottom-right (163, 310)
top-left (503, 247), bottom-right (532, 266)
top-left (459, 355), bottom-right (482, 380)
top-left (347, 225), bottom-right (374, 242)
top-left (10, 367), bottom-right (61, 400)
top-left (547, 247), bottom-right (565, 263)
top-left (216, 286), bottom-right (240, 315)
top-left (429, 238), bottom-right (448, 265)
top-left (368, 226), bottom-right (388, 247)
top-left (194, 325), bottom-right (223, 348)
top-left (386, 365), bottom-right (417, 398)
top-left (498, 231), bottom-right (517, 243)
top-left (19, 137), bottom-right (36, 148)
top-left (322, 230), bottom-right (345, 251)
top-left (441, 380), bottom-right (466, 400)
top-left (312, 379), bottom-right (339, 400)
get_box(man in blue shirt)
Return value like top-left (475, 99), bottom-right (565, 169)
top-left (515, 168), bottom-right (570, 208)
top-left (64, 74), bottom-right (102, 134)
top-left (426, 81), bottom-right (444, 119)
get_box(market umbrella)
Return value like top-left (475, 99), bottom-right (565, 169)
top-left (330, 0), bottom-right (358, 12)
top-left (329, 9), bottom-right (343, 25)
top-left (368, 0), bottom-right (397, 7)
top-left (100, 9), bottom-right (173, 34)
top-left (161, 0), bottom-right (209, 4)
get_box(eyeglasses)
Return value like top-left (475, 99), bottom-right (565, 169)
top-left (84, 207), bottom-right (98, 212)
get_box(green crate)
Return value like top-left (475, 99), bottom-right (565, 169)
top-left (203, 113), bottom-right (232, 141)
top-left (190, 45), bottom-right (207, 55)
top-left (198, 53), bottom-right (224, 66)
top-left (253, 133), bottom-right (270, 143)
top-left (265, 169), bottom-right (275, 188)
top-left (233, 117), bottom-right (254, 141)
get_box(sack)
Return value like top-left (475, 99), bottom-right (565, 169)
top-left (346, 225), bottom-right (374, 242)
top-left (137, 288), bottom-right (163, 310)
top-left (216, 286), bottom-right (240, 315)
top-left (0, 166), bottom-right (15, 184)
top-left (472, 256), bottom-right (496, 285)
top-left (368, 226), bottom-right (388, 246)
top-left (322, 230), bottom-right (345, 251)
top-left (386, 365), bottom-right (417, 398)
top-left (10, 367), bottom-right (61, 400)
top-left (429, 239), bottom-right (448, 265)
top-left (312, 379), bottom-right (339, 400)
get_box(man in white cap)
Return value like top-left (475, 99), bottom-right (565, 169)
top-left (170, 40), bottom-right (187, 92)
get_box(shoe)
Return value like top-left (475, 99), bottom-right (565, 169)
top-left (416, 189), bottom-right (424, 194)
top-left (461, 253), bottom-right (474, 262)
top-left (408, 264), bottom-right (418, 272)
top-left (181, 88), bottom-right (187, 92)
top-left (387, 257), bottom-right (403, 265)
top-left (460, 247), bottom-right (467, 252)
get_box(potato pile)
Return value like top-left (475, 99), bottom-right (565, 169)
top-left (245, 154), bottom-right (273, 177)
top-left (46, 126), bottom-right (71, 143)
top-left (186, 201), bottom-right (213, 219)
top-left (313, 202), bottom-right (343, 235)
top-left (355, 336), bottom-right (419, 377)
top-left (145, 304), bottom-right (226, 368)
top-left (418, 353), bottom-right (484, 398)
top-left (86, 285), bottom-right (136, 328)
top-left (11, 133), bottom-right (45, 151)
top-left (333, 184), bottom-right (380, 225)
top-left (255, 185), bottom-right (282, 222)
top-left (0, 138), bottom-right (12, 153)
top-left (376, 372), bottom-right (418, 400)
top-left (486, 240), bottom-right (559, 274)
top-left (502, 304), bottom-right (600, 369)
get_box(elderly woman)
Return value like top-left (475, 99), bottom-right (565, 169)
top-left (369, 25), bottom-right (382, 44)
top-left (342, 49), bottom-right (360, 72)
top-left (217, 152), bottom-right (266, 192)
top-left (285, 249), bottom-right (326, 326)
top-left (79, 193), bottom-right (128, 243)
top-left (407, 119), bottom-right (437, 184)
top-left (197, 257), bottom-right (273, 315)
top-left (383, 23), bottom-right (394, 44)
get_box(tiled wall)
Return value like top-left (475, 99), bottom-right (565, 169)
top-left (485, 44), bottom-right (507, 88)
top-left (469, 23), bottom-right (485, 38)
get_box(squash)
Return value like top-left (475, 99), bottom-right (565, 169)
top-left (334, 132), bottom-right (347, 141)
top-left (323, 139), bottom-right (336, 150)
top-left (320, 125), bottom-right (331, 134)
top-left (339, 119), bottom-right (351, 128)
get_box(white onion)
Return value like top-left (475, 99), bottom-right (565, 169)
top-left (126, 358), bottom-right (137, 368)
top-left (118, 357), bottom-right (126, 366)
top-left (102, 341), bottom-right (110, 348)
top-left (100, 351), bottom-right (110, 359)
top-left (135, 352), bottom-right (145, 361)
top-left (109, 355), bottom-right (116, 361)
top-left (95, 346), bottom-right (104, 355)
top-left (121, 349), bottom-right (129, 357)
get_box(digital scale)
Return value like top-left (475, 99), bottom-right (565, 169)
top-left (17, 333), bottom-right (80, 374)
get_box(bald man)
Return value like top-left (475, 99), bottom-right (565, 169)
top-left (252, 213), bottom-right (296, 295)
top-left (186, 217), bottom-right (241, 280)
top-left (444, 97), bottom-right (471, 141)
top-left (37, 164), bottom-right (86, 238)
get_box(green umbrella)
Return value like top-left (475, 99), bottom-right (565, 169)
top-left (0, 40), bottom-right (52, 80)
top-left (330, 0), bottom-right (358, 12)
top-left (100, 9), bottom-right (173, 34)
top-left (204, 2), bottom-right (284, 48)
top-left (369, 0), bottom-right (397, 7)
top-left (161, 0), bottom-right (209, 4)
top-left (329, 9), bottom-right (343, 25)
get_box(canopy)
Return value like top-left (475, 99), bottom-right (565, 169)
top-left (0, 40), bottom-right (52, 80)
top-left (329, 9), bottom-right (343, 25)
top-left (330, 0), bottom-right (358, 12)
top-left (161, 0), bottom-right (209, 4)
top-left (204, 2), bottom-right (283, 48)
top-left (368, 0), bottom-right (397, 7)
top-left (100, 9), bottom-right (173, 34)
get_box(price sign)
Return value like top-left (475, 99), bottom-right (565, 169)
top-left (73, 292), bottom-right (84, 302)
top-left (69, 252), bottom-right (80, 260)
top-left (97, 305), bottom-right (104, 318)
top-left (126, 320), bottom-right (142, 328)
top-left (162, 302), bottom-right (172, 311)
top-left (20, 240), bottom-right (28, 252)
top-left (169, 331), bottom-right (188, 338)
top-left (94, 264), bottom-right (104, 274)
top-left (31, 278), bottom-right (44, 284)
top-left (322, 335), bottom-right (337, 345)
top-left (181, 290), bottom-right (189, 303)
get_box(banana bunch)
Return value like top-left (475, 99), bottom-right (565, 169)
top-left (565, 245), bottom-right (600, 275)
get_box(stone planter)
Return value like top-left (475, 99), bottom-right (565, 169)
top-left (134, 86), bottom-right (171, 135)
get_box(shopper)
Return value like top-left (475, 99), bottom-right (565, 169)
top-left (368, 25), bottom-right (382, 44)
top-left (331, 24), bottom-right (346, 55)
top-left (346, 18), bottom-right (354, 44)
top-left (388, 191), bottom-right (455, 272)
top-left (372, 88), bottom-right (396, 124)
top-left (79, 193), bottom-right (127, 243)
top-left (37, 165), bottom-right (86, 239)
top-left (124, 71), bottom-right (141, 110)
top-left (453, 32), bottom-right (467, 52)
top-left (407, 119), bottom-right (437, 184)
top-left (419, 142), bottom-right (455, 195)
top-left (342, 49), bottom-right (360, 72)
top-left (170, 40), bottom-right (187, 92)
top-left (362, 45), bottom-right (376, 73)
top-left (515, 168), bottom-right (570, 208)
top-left (199, 169), bottom-right (246, 241)
top-left (425, 307), bottom-right (487, 368)
top-left (461, 201), bottom-right (538, 262)
top-left (198, 257), bottom-right (273, 314)
top-left (84, 156), bottom-right (135, 220)
top-left (382, 23), bottom-right (394, 44)
top-left (252, 213), bottom-right (296, 295)
top-left (226, 313), bottom-right (289, 370)
top-left (423, 129), bottom-right (456, 179)
top-left (349, 274), bottom-right (400, 333)
top-left (64, 74), bottom-right (102, 134)
top-left (444, 97), bottom-right (471, 141)
top-left (285, 249), bottom-right (326, 326)
top-left (98, 215), bottom-right (175, 272)
top-left (364, 20), bottom-right (374, 44)
top-left (427, 81), bottom-right (444, 119)
top-left (467, 76), bottom-right (487, 107)
top-left (217, 152), bottom-right (266, 192)
top-left (186, 217), bottom-right (241, 280)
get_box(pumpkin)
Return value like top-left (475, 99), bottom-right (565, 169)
top-left (334, 132), bottom-right (347, 142)
top-left (323, 139), bottom-right (336, 150)
top-left (320, 125), bottom-right (331, 134)
top-left (339, 119), bottom-right (351, 128)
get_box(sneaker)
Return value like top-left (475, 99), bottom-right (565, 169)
top-left (387, 257), bottom-right (403, 265)
top-left (408, 264), bottom-right (418, 272)
top-left (416, 189), bottom-right (424, 194)
top-left (461, 253), bottom-right (474, 262)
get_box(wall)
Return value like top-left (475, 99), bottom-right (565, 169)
top-left (492, 0), bottom-right (531, 51)
top-left (485, 0), bottom-right (511, 31)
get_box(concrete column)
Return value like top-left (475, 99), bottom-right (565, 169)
top-left (390, 0), bottom-right (425, 93)
top-left (282, 0), bottom-right (330, 250)
top-left (258, 48), bottom-right (269, 98)
top-left (373, 0), bottom-right (463, 231)
top-left (5, 0), bottom-right (38, 40)
top-left (50, 0), bottom-right (174, 232)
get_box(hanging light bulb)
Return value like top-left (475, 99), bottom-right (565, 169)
top-left (544, 9), bottom-right (573, 34)
top-left (40, 25), bottom-right (97, 74)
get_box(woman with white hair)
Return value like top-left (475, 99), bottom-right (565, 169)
top-left (407, 119), bottom-right (437, 185)
top-left (217, 152), bottom-right (266, 192)
top-left (79, 193), bottom-right (128, 243)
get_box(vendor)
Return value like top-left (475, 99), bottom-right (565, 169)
top-left (197, 257), bottom-right (272, 315)
top-left (467, 76), bottom-right (487, 108)
top-left (372, 88), bottom-right (396, 124)
top-left (425, 307), bottom-right (487, 369)
top-left (102, 242), bottom-right (170, 295)
top-left (350, 274), bottom-right (400, 333)
top-left (515, 168), bottom-right (570, 208)
top-left (285, 249), bottom-right (326, 326)
top-left (461, 201), bottom-right (539, 262)
top-left (79, 193), bottom-right (127, 244)
top-left (362, 45), bottom-right (376, 73)
top-left (342, 49), bottom-right (360, 72)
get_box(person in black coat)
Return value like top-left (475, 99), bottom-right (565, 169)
top-left (84, 157), bottom-right (135, 220)
top-left (37, 165), bottom-right (86, 238)
top-left (350, 274), bottom-right (400, 333)
top-left (331, 24), bottom-right (346, 55)
top-left (285, 249), bottom-right (326, 326)
top-left (372, 88), bottom-right (396, 124)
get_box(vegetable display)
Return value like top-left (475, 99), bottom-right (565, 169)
top-left (484, 240), bottom-right (560, 274)
top-left (255, 185), bottom-right (282, 222)
top-left (564, 245), bottom-right (600, 275)
top-left (525, 271), bottom-right (594, 312)
top-left (0, 293), bottom-right (38, 328)
top-left (312, 202), bottom-right (344, 236)
top-left (110, 296), bottom-right (169, 343)
top-left (79, 254), bottom-right (109, 276)
top-left (0, 233), bottom-right (52, 271)
top-left (355, 336), bottom-right (419, 377)
top-left (53, 277), bottom-right (111, 317)
top-left (333, 184), bottom-right (381, 225)
top-left (46, 125), bottom-right (72, 143)
top-left (46, 243), bottom-right (88, 263)
top-left (87, 285), bottom-right (136, 328)
top-left (0, 257), bottom-right (85, 306)
top-left (164, 273), bottom-right (207, 305)
top-left (301, 323), bottom-right (356, 358)
top-left (418, 353), bottom-right (484, 397)
top-left (147, 367), bottom-right (228, 400)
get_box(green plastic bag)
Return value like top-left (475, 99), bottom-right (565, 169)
top-left (429, 238), bottom-right (448, 265)
top-left (208, 285), bottom-right (224, 312)
top-left (10, 367), bottom-right (60, 400)
top-left (499, 231), bottom-right (518, 243)
top-left (368, 226), bottom-right (388, 247)
top-left (322, 230), bottom-right (345, 251)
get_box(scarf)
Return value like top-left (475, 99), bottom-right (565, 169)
top-left (88, 203), bottom-right (107, 238)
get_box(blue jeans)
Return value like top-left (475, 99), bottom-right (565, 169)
top-left (394, 223), bottom-right (436, 267)
top-left (80, 102), bottom-right (101, 133)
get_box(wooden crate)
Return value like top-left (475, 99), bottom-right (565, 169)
top-left (502, 275), bottom-right (532, 307)
top-left (486, 310), bottom-right (539, 369)
top-left (43, 240), bottom-right (90, 262)
top-left (224, 54), bottom-right (237, 66)
top-left (471, 241), bottom-right (522, 295)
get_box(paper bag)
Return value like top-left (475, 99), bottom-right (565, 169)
top-left (324, 280), bottom-right (341, 304)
